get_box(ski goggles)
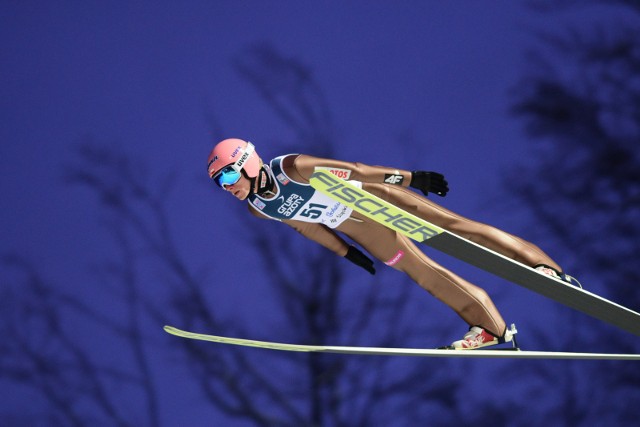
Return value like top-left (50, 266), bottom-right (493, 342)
top-left (213, 165), bottom-right (242, 188)
top-left (210, 142), bottom-right (255, 189)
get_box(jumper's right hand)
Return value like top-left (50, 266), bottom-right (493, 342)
top-left (344, 246), bottom-right (376, 275)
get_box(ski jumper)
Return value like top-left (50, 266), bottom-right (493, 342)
top-left (248, 154), bottom-right (561, 337)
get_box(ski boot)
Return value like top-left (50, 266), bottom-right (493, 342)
top-left (535, 264), bottom-right (583, 288)
top-left (449, 324), bottom-right (518, 350)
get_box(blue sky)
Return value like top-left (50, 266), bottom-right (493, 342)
top-left (2, 1), bottom-right (634, 425)
top-left (1, 2), bottom-right (539, 280)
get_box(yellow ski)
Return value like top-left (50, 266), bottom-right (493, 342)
top-left (164, 326), bottom-right (640, 360)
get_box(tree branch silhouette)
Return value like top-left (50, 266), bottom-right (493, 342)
top-left (2, 42), bottom-right (463, 426)
top-left (498, 1), bottom-right (640, 424)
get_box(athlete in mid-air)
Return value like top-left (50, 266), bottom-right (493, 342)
top-left (207, 138), bottom-right (574, 349)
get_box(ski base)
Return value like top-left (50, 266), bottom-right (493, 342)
top-left (164, 326), bottom-right (640, 360)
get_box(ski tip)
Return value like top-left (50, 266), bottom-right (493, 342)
top-left (163, 325), bottom-right (178, 334)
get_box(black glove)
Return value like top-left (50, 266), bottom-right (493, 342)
top-left (410, 171), bottom-right (449, 197)
top-left (344, 246), bottom-right (375, 275)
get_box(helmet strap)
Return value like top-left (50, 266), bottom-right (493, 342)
top-left (248, 165), bottom-right (275, 197)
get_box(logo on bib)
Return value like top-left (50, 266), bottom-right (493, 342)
top-left (276, 173), bottom-right (290, 185)
top-left (277, 194), bottom-right (304, 217)
top-left (251, 198), bottom-right (266, 210)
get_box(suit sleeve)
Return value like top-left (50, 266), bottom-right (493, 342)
top-left (286, 154), bottom-right (412, 186)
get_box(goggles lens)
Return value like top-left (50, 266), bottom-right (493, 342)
top-left (213, 166), bottom-right (241, 188)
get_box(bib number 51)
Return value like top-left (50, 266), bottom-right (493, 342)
top-left (300, 203), bottom-right (327, 219)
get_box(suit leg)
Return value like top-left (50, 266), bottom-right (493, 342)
top-left (338, 215), bottom-right (506, 336)
top-left (366, 183), bottom-right (562, 271)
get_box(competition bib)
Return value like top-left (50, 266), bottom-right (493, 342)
top-left (248, 157), bottom-right (360, 228)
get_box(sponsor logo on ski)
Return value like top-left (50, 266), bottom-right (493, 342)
top-left (311, 171), bottom-right (440, 241)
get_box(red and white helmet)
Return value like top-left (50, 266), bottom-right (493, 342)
top-left (207, 138), bottom-right (262, 180)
